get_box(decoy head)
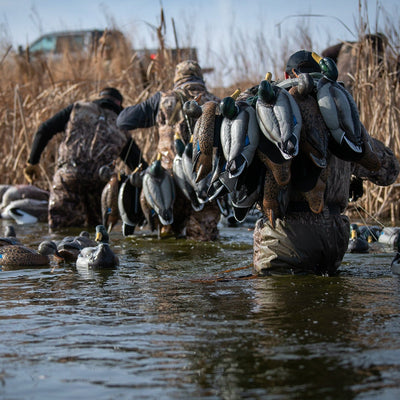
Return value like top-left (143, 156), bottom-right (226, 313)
top-left (312, 52), bottom-right (338, 82)
top-left (148, 153), bottom-right (163, 177)
top-left (174, 133), bottom-right (186, 157)
top-left (95, 224), bottom-right (110, 244)
top-left (38, 240), bottom-right (62, 258)
top-left (220, 89), bottom-right (241, 119)
top-left (183, 96), bottom-right (203, 119)
top-left (258, 73), bottom-right (276, 103)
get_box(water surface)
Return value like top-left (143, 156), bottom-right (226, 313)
top-left (1, 221), bottom-right (400, 399)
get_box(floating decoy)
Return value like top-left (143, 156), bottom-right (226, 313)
top-left (348, 224), bottom-right (369, 253)
top-left (220, 90), bottom-right (260, 178)
top-left (0, 184), bottom-right (49, 210)
top-left (142, 154), bottom-right (175, 226)
top-left (0, 240), bottom-right (61, 266)
top-left (391, 252), bottom-right (400, 275)
top-left (1, 198), bottom-right (48, 224)
top-left (76, 225), bottom-right (119, 269)
top-left (118, 165), bottom-right (146, 237)
top-left (255, 72), bottom-right (302, 160)
top-left (0, 225), bottom-right (21, 246)
top-left (57, 231), bottom-right (97, 261)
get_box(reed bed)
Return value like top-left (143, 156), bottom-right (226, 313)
top-left (0, 7), bottom-right (399, 225)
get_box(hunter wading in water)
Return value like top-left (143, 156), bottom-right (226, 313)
top-left (247, 50), bottom-right (399, 276)
top-left (117, 60), bottom-right (221, 241)
top-left (24, 87), bottom-right (146, 231)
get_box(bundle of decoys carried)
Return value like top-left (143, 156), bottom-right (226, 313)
top-left (113, 52), bottom-right (381, 235)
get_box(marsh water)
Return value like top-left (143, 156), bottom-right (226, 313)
top-left (1, 220), bottom-right (400, 400)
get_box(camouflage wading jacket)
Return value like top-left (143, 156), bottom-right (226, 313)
top-left (58, 101), bottom-right (130, 176)
top-left (156, 84), bottom-right (219, 171)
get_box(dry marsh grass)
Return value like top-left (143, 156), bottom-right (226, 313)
top-left (0, 7), bottom-right (399, 225)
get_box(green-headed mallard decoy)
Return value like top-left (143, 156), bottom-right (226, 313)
top-left (172, 133), bottom-right (204, 212)
top-left (256, 72), bottom-right (302, 161)
top-left (191, 100), bottom-right (220, 183)
top-left (142, 153), bottom-right (175, 226)
top-left (312, 52), bottom-right (365, 161)
top-left (0, 240), bottom-right (61, 266)
top-left (220, 89), bottom-right (260, 179)
top-left (348, 223), bottom-right (369, 253)
top-left (118, 165), bottom-right (146, 237)
top-left (76, 225), bottom-right (119, 269)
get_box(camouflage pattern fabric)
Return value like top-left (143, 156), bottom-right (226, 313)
top-left (253, 95), bottom-right (399, 275)
top-left (155, 62), bottom-right (221, 241)
top-left (50, 101), bottom-right (130, 229)
top-left (49, 166), bottom-right (104, 229)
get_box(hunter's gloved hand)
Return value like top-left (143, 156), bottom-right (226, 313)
top-left (349, 176), bottom-right (364, 202)
top-left (24, 163), bottom-right (40, 184)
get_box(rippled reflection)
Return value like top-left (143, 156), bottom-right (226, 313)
top-left (1, 221), bottom-right (400, 399)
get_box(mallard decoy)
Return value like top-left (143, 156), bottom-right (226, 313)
top-left (0, 240), bottom-right (61, 266)
top-left (220, 92), bottom-right (260, 179)
top-left (0, 225), bottom-right (21, 246)
top-left (191, 100), bottom-right (220, 183)
top-left (348, 224), bottom-right (369, 253)
top-left (57, 231), bottom-right (97, 261)
top-left (311, 52), bottom-right (365, 160)
top-left (182, 95), bottom-right (203, 119)
top-left (118, 165), bottom-right (146, 237)
top-left (101, 170), bottom-right (122, 233)
top-left (172, 133), bottom-right (204, 212)
top-left (255, 73), bottom-right (302, 160)
top-left (230, 157), bottom-right (265, 223)
top-left (76, 225), bottom-right (119, 269)
top-left (0, 184), bottom-right (49, 210)
top-left (142, 154), bottom-right (175, 226)
top-left (391, 252), bottom-right (400, 275)
top-left (182, 139), bottom-right (211, 204)
top-left (287, 73), bottom-right (330, 214)
top-left (1, 198), bottom-right (48, 224)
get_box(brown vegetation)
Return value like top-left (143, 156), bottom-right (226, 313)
top-left (0, 7), bottom-right (399, 225)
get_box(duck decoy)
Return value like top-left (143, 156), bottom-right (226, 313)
top-left (172, 133), bottom-right (204, 212)
top-left (311, 52), bottom-right (365, 161)
top-left (1, 198), bottom-right (48, 224)
top-left (76, 225), bottom-right (119, 269)
top-left (0, 184), bottom-right (49, 210)
top-left (255, 72), bottom-right (302, 160)
top-left (142, 154), bottom-right (175, 226)
top-left (391, 252), bottom-right (400, 275)
top-left (101, 170), bottom-right (122, 233)
top-left (287, 73), bottom-right (330, 214)
top-left (0, 225), bottom-right (21, 246)
top-left (220, 90), bottom-right (260, 179)
top-left (57, 231), bottom-right (97, 261)
top-left (191, 100), bottom-right (220, 183)
top-left (0, 240), bottom-right (61, 266)
top-left (348, 224), bottom-right (369, 253)
top-left (118, 165), bottom-right (146, 237)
